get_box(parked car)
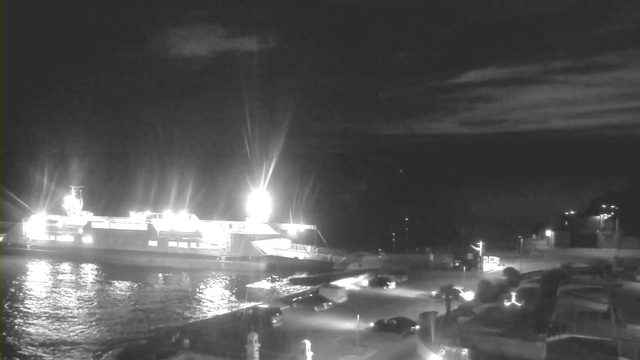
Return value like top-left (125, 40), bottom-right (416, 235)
top-left (240, 305), bottom-right (284, 330)
top-left (453, 259), bottom-right (477, 270)
top-left (430, 286), bottom-right (475, 302)
top-left (380, 269), bottom-right (409, 283)
top-left (361, 276), bottom-right (396, 290)
top-left (370, 316), bottom-right (419, 335)
top-left (319, 285), bottom-right (348, 303)
top-left (291, 294), bottom-right (335, 312)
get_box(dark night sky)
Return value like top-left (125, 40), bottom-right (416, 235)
top-left (2, 0), bottom-right (640, 249)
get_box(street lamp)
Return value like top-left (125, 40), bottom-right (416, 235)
top-left (599, 204), bottom-right (616, 233)
top-left (391, 232), bottom-right (397, 254)
top-left (471, 240), bottom-right (483, 273)
top-left (518, 236), bottom-right (524, 271)
top-left (404, 217), bottom-right (410, 252)
top-left (246, 188), bottom-right (272, 223)
top-left (564, 210), bottom-right (577, 247)
top-left (518, 236), bottom-right (524, 255)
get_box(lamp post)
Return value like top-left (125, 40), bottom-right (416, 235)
top-left (518, 236), bottom-right (524, 272)
top-left (599, 204), bottom-right (608, 233)
top-left (599, 204), bottom-right (618, 247)
top-left (471, 240), bottom-right (483, 273)
top-left (611, 205), bottom-right (619, 249)
top-left (404, 217), bottom-right (410, 253)
top-left (391, 232), bottom-right (396, 254)
top-left (519, 236), bottom-right (524, 255)
top-left (564, 210), bottom-right (576, 247)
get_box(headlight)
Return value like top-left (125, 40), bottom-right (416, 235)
top-left (462, 291), bottom-right (475, 301)
top-left (369, 322), bottom-right (375, 327)
top-left (431, 290), bottom-right (437, 295)
top-left (361, 280), bottom-right (369, 287)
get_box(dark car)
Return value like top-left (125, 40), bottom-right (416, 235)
top-left (362, 276), bottom-right (396, 290)
top-left (380, 269), bottom-right (409, 283)
top-left (453, 259), bottom-right (476, 270)
top-left (430, 286), bottom-right (475, 302)
top-left (370, 316), bottom-right (419, 335)
top-left (239, 305), bottom-right (284, 330)
top-left (291, 294), bottom-right (335, 312)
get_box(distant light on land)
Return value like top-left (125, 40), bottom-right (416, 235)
top-left (545, 230), bottom-right (553, 237)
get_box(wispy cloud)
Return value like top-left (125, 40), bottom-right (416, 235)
top-left (374, 50), bottom-right (640, 136)
top-left (162, 24), bottom-right (277, 57)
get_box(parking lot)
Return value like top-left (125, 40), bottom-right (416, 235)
top-left (268, 268), bottom-right (485, 360)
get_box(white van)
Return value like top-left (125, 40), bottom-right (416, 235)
top-left (319, 285), bottom-right (348, 303)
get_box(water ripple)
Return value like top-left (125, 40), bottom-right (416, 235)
top-left (0, 255), bottom-right (273, 359)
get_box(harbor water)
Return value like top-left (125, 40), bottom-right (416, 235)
top-left (0, 254), bottom-right (293, 360)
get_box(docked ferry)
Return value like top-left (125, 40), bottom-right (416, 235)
top-left (1, 187), bottom-right (335, 274)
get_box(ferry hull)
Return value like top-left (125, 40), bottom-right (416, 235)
top-left (0, 243), bottom-right (334, 275)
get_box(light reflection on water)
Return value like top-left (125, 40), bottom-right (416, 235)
top-left (0, 255), bottom-right (273, 359)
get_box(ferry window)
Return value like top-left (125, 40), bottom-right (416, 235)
top-left (148, 241), bottom-right (158, 247)
top-left (199, 243), bottom-right (210, 249)
top-left (179, 242), bottom-right (188, 248)
top-left (168, 241), bottom-right (178, 248)
top-left (191, 242), bottom-right (197, 248)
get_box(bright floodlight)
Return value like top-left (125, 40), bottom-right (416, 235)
top-left (247, 189), bottom-right (272, 223)
top-left (545, 229), bottom-right (553, 237)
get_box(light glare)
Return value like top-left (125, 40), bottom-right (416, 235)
top-left (246, 189), bottom-right (272, 223)
top-left (462, 291), bottom-right (475, 301)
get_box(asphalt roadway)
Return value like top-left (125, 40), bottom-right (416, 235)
top-left (265, 268), bottom-right (486, 360)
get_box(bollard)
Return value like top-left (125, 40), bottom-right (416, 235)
top-left (299, 339), bottom-right (312, 360)
top-left (246, 331), bottom-right (260, 360)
